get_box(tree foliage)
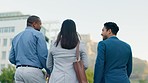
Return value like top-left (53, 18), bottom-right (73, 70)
top-left (86, 68), bottom-right (94, 83)
top-left (0, 65), bottom-right (15, 83)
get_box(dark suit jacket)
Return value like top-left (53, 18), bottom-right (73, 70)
top-left (94, 36), bottom-right (132, 83)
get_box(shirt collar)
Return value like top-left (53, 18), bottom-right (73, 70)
top-left (26, 26), bottom-right (34, 30)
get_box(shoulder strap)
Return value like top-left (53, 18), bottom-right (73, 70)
top-left (76, 42), bottom-right (80, 61)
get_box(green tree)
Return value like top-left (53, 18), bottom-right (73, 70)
top-left (139, 80), bottom-right (147, 83)
top-left (0, 65), bottom-right (15, 83)
top-left (86, 68), bottom-right (94, 83)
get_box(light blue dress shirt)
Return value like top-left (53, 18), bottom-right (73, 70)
top-left (9, 26), bottom-right (50, 74)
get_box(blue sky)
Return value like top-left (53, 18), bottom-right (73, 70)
top-left (0, 0), bottom-right (148, 61)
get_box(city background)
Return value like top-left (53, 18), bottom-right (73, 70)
top-left (0, 0), bottom-right (148, 83)
top-left (0, 11), bottom-right (148, 83)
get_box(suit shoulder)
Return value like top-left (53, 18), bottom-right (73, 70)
top-left (98, 40), bottom-right (107, 44)
top-left (98, 40), bottom-right (104, 43)
top-left (119, 40), bottom-right (131, 48)
top-left (97, 41), bottom-right (106, 46)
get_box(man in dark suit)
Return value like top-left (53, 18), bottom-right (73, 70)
top-left (94, 22), bottom-right (132, 83)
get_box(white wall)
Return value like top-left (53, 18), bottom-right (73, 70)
top-left (0, 19), bottom-right (26, 71)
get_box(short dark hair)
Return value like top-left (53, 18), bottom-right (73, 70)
top-left (104, 22), bottom-right (119, 35)
top-left (27, 15), bottom-right (40, 26)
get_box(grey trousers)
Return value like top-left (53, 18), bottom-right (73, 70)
top-left (15, 67), bottom-right (46, 83)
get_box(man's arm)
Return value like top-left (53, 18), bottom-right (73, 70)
top-left (94, 41), bottom-right (105, 83)
top-left (127, 47), bottom-right (132, 77)
top-left (9, 43), bottom-right (16, 65)
top-left (37, 33), bottom-right (50, 74)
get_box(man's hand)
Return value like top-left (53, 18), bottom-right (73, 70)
top-left (46, 74), bottom-right (50, 83)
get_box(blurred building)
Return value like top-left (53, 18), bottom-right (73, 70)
top-left (0, 11), bottom-right (59, 73)
top-left (81, 34), bottom-right (97, 56)
top-left (0, 11), bottom-right (97, 73)
top-left (81, 34), bottom-right (98, 68)
top-left (0, 12), bottom-right (29, 73)
top-left (42, 21), bottom-right (60, 43)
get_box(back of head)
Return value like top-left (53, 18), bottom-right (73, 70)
top-left (56, 19), bottom-right (79, 49)
top-left (104, 22), bottom-right (119, 35)
top-left (27, 15), bottom-right (40, 27)
top-left (61, 19), bottom-right (76, 36)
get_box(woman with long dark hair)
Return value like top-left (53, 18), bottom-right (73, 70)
top-left (46, 19), bottom-right (88, 83)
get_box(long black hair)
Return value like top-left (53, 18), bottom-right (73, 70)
top-left (55, 19), bottom-right (80, 49)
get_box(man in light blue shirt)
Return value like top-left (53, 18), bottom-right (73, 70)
top-left (9, 15), bottom-right (50, 83)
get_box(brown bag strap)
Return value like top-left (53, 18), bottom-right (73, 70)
top-left (76, 42), bottom-right (80, 61)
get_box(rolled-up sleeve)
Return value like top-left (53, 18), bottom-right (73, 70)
top-left (80, 42), bottom-right (88, 70)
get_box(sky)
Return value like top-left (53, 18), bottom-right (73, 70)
top-left (0, 0), bottom-right (148, 61)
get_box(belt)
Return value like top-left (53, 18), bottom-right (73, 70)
top-left (16, 65), bottom-right (42, 69)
